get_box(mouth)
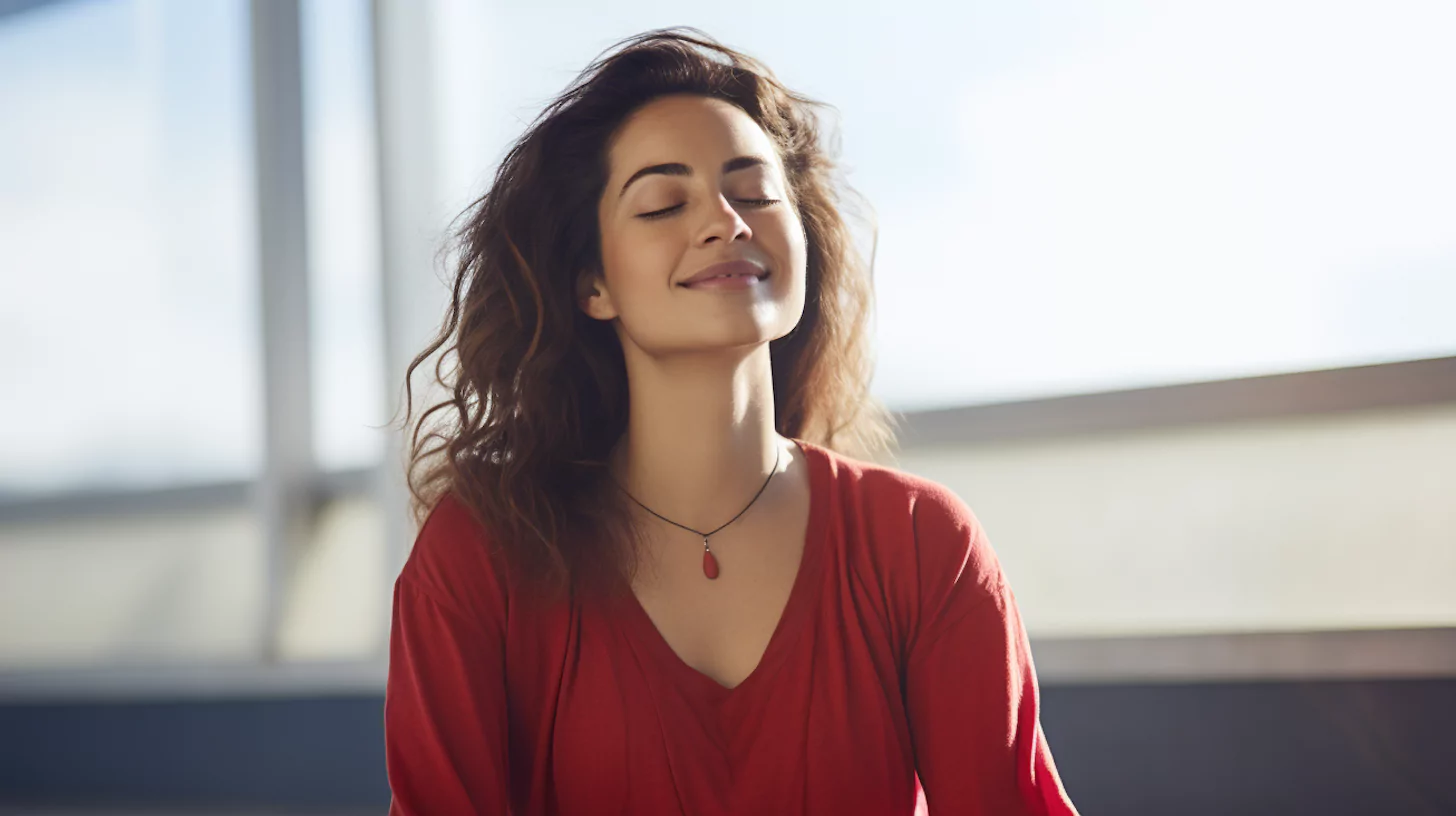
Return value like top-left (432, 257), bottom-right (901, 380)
top-left (678, 259), bottom-right (771, 288)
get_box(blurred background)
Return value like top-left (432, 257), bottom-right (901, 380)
top-left (1, 0), bottom-right (1453, 813)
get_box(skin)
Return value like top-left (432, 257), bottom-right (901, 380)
top-left (578, 93), bottom-right (814, 689)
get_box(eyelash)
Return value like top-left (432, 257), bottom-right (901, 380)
top-left (637, 198), bottom-right (781, 221)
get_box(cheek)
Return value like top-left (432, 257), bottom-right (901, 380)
top-left (601, 231), bottom-right (675, 303)
top-left (775, 211), bottom-right (809, 280)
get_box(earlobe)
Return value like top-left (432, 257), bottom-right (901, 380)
top-left (577, 271), bottom-right (617, 321)
top-left (587, 294), bottom-right (619, 322)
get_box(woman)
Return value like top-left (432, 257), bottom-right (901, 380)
top-left (385, 27), bottom-right (1079, 815)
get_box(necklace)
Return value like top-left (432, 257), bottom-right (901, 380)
top-left (611, 443), bottom-right (782, 580)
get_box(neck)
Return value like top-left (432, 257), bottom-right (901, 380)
top-left (609, 345), bottom-right (783, 532)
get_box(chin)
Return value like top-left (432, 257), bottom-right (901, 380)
top-left (688, 319), bottom-right (783, 353)
top-left (710, 303), bottom-right (803, 346)
top-left (642, 296), bottom-right (803, 354)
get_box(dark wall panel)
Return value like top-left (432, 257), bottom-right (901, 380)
top-left (1043, 678), bottom-right (1456, 816)
top-left (1, 679), bottom-right (1452, 814)
top-left (0, 695), bottom-right (389, 810)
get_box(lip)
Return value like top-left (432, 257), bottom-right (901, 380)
top-left (679, 259), bottom-right (770, 287)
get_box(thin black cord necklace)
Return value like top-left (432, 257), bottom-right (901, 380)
top-left (611, 443), bottom-right (782, 580)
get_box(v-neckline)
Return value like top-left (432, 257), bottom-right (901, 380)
top-left (616, 436), bottom-right (831, 700)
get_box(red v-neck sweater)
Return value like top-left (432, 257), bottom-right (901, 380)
top-left (385, 438), bottom-right (1080, 815)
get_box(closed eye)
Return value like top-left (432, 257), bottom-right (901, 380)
top-left (637, 198), bottom-right (781, 220)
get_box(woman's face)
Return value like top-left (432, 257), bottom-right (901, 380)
top-left (584, 93), bottom-right (808, 357)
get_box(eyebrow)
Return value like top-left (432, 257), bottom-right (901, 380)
top-left (618, 155), bottom-right (770, 199)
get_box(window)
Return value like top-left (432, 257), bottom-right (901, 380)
top-left (0, 0), bottom-right (390, 673)
top-left (434, 1), bottom-right (1456, 411)
top-left (0, 0), bottom-right (259, 496)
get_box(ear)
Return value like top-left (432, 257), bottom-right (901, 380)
top-left (577, 268), bottom-right (618, 321)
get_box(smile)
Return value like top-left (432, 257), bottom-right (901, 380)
top-left (678, 259), bottom-right (772, 290)
top-left (679, 271), bottom-right (769, 291)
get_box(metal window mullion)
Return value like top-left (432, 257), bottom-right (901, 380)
top-left (370, 0), bottom-right (446, 660)
top-left (249, 0), bottom-right (313, 663)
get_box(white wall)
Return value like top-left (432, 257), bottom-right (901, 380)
top-left (890, 403), bottom-right (1456, 637)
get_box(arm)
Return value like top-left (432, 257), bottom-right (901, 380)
top-left (903, 487), bottom-right (1079, 816)
top-left (384, 506), bottom-right (513, 814)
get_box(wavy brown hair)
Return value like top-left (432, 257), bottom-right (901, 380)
top-left (397, 26), bottom-right (898, 599)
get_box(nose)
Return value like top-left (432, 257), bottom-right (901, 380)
top-left (697, 192), bottom-right (753, 245)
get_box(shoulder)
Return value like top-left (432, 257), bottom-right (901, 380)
top-left (814, 442), bottom-right (982, 546)
top-left (396, 490), bottom-right (511, 624)
top-left (814, 443), bottom-right (1005, 606)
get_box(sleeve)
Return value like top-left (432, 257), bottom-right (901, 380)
top-left (902, 485), bottom-right (1079, 816)
top-left (384, 520), bottom-right (513, 814)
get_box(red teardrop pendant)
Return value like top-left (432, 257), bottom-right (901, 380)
top-left (702, 548), bottom-right (720, 580)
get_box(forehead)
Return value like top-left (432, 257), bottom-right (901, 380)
top-left (607, 94), bottom-right (778, 173)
